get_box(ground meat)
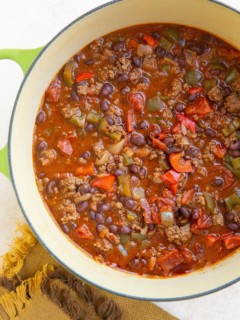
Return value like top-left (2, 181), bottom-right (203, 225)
top-left (193, 193), bottom-right (206, 206)
top-left (184, 49), bottom-right (197, 66)
top-left (38, 149), bottom-right (57, 166)
top-left (98, 66), bottom-right (116, 82)
top-left (117, 56), bottom-right (131, 73)
top-left (207, 86), bottom-right (223, 102)
top-left (231, 77), bottom-right (240, 93)
top-left (224, 92), bottom-right (240, 113)
top-left (166, 79), bottom-right (183, 99)
top-left (59, 175), bottom-right (86, 199)
top-left (142, 57), bottom-right (158, 70)
top-left (94, 238), bottom-right (113, 252)
top-left (212, 208), bottom-right (224, 226)
top-left (165, 224), bottom-right (192, 245)
top-left (77, 82), bottom-right (103, 96)
top-left (233, 206), bottom-right (240, 225)
top-left (61, 106), bottom-right (80, 119)
top-left (60, 199), bottom-right (78, 223)
top-left (129, 68), bottom-right (142, 82)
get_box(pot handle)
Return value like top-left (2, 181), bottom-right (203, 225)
top-left (0, 47), bottom-right (43, 180)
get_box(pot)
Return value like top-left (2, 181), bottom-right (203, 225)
top-left (0, 0), bottom-right (240, 301)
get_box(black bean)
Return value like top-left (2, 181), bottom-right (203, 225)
top-left (205, 128), bottom-right (216, 138)
top-left (150, 124), bottom-right (161, 136)
top-left (163, 136), bottom-right (175, 147)
top-left (117, 73), bottom-right (129, 82)
top-left (106, 116), bottom-right (114, 125)
top-left (96, 224), bottom-right (105, 233)
top-left (185, 147), bottom-right (199, 158)
top-left (76, 201), bottom-right (88, 213)
top-left (179, 206), bottom-right (191, 219)
top-left (98, 203), bottom-right (110, 212)
top-left (113, 41), bottom-right (124, 52)
top-left (71, 91), bottom-right (80, 101)
top-left (36, 110), bottom-right (46, 124)
top-left (179, 57), bottom-right (187, 68)
top-left (141, 258), bottom-right (147, 266)
top-left (122, 51), bottom-right (131, 59)
top-left (225, 212), bottom-right (234, 222)
top-left (130, 133), bottom-right (146, 146)
top-left (109, 224), bottom-right (119, 234)
top-left (36, 140), bottom-right (48, 152)
top-left (155, 46), bottom-right (166, 59)
top-left (140, 76), bottom-right (149, 84)
top-left (129, 164), bottom-right (139, 174)
top-left (101, 83), bottom-right (114, 96)
top-left (166, 146), bottom-right (182, 154)
top-left (227, 222), bottom-right (239, 231)
top-left (115, 116), bottom-right (122, 125)
top-left (223, 86), bottom-right (231, 97)
top-left (85, 123), bottom-right (95, 132)
top-left (114, 169), bottom-right (124, 176)
top-left (132, 55), bottom-right (142, 67)
top-left (105, 217), bottom-right (113, 225)
top-left (100, 99), bottom-right (109, 111)
top-left (175, 102), bottom-right (185, 112)
top-left (38, 173), bottom-right (45, 178)
top-left (146, 136), bottom-right (153, 146)
top-left (228, 149), bottom-right (240, 158)
top-left (90, 187), bottom-right (97, 193)
top-left (81, 151), bottom-right (91, 159)
top-left (139, 120), bottom-right (148, 129)
top-left (192, 208), bottom-right (199, 221)
top-left (121, 86), bottom-right (130, 95)
top-left (96, 213), bottom-right (105, 223)
top-left (71, 222), bottom-right (78, 230)
top-left (148, 224), bottom-right (156, 232)
top-left (85, 58), bottom-right (95, 65)
top-left (166, 52), bottom-right (174, 60)
top-left (62, 224), bottom-right (70, 234)
top-left (210, 178), bottom-right (224, 187)
top-left (78, 184), bottom-right (91, 194)
top-left (139, 167), bottom-right (147, 178)
top-left (89, 210), bottom-right (96, 220)
top-left (129, 258), bottom-right (139, 269)
top-left (187, 94), bottom-right (197, 102)
top-left (125, 199), bottom-right (137, 210)
top-left (152, 31), bottom-right (161, 40)
top-left (230, 140), bottom-right (240, 151)
top-left (121, 225), bottom-right (131, 234)
top-left (46, 181), bottom-right (56, 195)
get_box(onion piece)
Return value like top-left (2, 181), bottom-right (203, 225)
top-left (108, 138), bottom-right (126, 155)
top-left (160, 211), bottom-right (174, 226)
top-left (132, 187), bottom-right (145, 200)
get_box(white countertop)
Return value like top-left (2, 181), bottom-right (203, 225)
top-left (0, 1), bottom-right (239, 319)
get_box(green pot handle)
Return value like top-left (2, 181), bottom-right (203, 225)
top-left (0, 47), bottom-right (43, 180)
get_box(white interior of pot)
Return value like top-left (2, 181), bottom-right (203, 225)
top-left (10, 0), bottom-right (240, 300)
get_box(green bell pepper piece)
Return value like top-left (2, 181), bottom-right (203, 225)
top-left (87, 110), bottom-right (102, 124)
top-left (118, 174), bottom-right (131, 197)
top-left (63, 60), bottom-right (77, 86)
top-left (147, 95), bottom-right (165, 112)
top-left (204, 78), bottom-right (218, 93)
top-left (204, 192), bottom-right (216, 212)
top-left (159, 37), bottom-right (173, 51)
top-left (69, 113), bottom-right (86, 128)
top-left (225, 193), bottom-right (240, 211)
top-left (231, 157), bottom-right (240, 170)
top-left (122, 153), bottom-right (133, 166)
top-left (226, 67), bottom-right (240, 84)
top-left (162, 27), bottom-right (180, 43)
top-left (184, 69), bottom-right (203, 85)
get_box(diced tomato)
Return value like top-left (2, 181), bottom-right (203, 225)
top-left (57, 139), bottom-right (73, 155)
top-left (170, 183), bottom-right (178, 195)
top-left (205, 234), bottom-right (220, 247)
top-left (45, 78), bottom-right (61, 103)
top-left (150, 136), bottom-right (167, 150)
top-left (181, 248), bottom-right (194, 263)
top-left (128, 92), bottom-right (145, 111)
top-left (91, 174), bottom-right (116, 192)
top-left (217, 47), bottom-right (240, 60)
top-left (143, 34), bottom-right (157, 47)
top-left (177, 114), bottom-right (196, 133)
top-left (140, 198), bottom-right (153, 224)
top-left (157, 250), bottom-right (184, 274)
top-left (170, 152), bottom-right (193, 173)
top-left (214, 144), bottom-right (226, 158)
top-left (151, 211), bottom-right (161, 224)
top-left (181, 188), bottom-right (195, 205)
top-left (75, 224), bottom-right (93, 240)
top-left (194, 243), bottom-right (203, 254)
top-left (160, 197), bottom-right (175, 206)
top-left (185, 97), bottom-right (211, 116)
top-left (158, 133), bottom-right (168, 140)
top-left (189, 86), bottom-right (203, 94)
top-left (126, 109), bottom-right (135, 133)
top-left (160, 170), bottom-right (181, 185)
top-left (197, 210), bottom-right (213, 229)
top-left (76, 163), bottom-right (95, 176)
top-left (128, 38), bottom-right (139, 49)
top-left (191, 224), bottom-right (204, 235)
top-left (223, 235), bottom-right (240, 250)
top-left (75, 71), bottom-right (94, 83)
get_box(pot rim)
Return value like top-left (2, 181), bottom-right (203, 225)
top-left (8, 0), bottom-right (240, 301)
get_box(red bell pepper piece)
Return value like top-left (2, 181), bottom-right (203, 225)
top-left (170, 152), bottom-right (193, 173)
top-left (57, 139), bottom-right (73, 155)
top-left (177, 114), bottom-right (196, 133)
top-left (197, 210), bottom-right (213, 229)
top-left (150, 136), bottom-right (167, 151)
top-left (140, 198), bottom-right (153, 224)
top-left (76, 163), bottom-right (95, 176)
top-left (189, 86), bottom-right (203, 94)
top-left (75, 71), bottom-right (94, 83)
top-left (160, 169), bottom-right (181, 185)
top-left (143, 34), bottom-right (157, 47)
top-left (185, 97), bottom-right (211, 116)
top-left (223, 234), bottom-right (240, 249)
top-left (91, 174), bottom-right (116, 192)
top-left (214, 144), bottom-right (227, 158)
top-left (157, 250), bottom-right (184, 274)
top-left (217, 47), bottom-right (240, 60)
top-left (181, 188), bottom-right (195, 205)
top-left (128, 38), bottom-right (139, 49)
top-left (171, 123), bottom-right (182, 134)
top-left (75, 224), bottom-right (93, 240)
top-left (128, 92), bottom-right (145, 112)
top-left (205, 234), bottom-right (220, 247)
top-left (45, 78), bottom-right (61, 103)
top-left (126, 109), bottom-right (135, 133)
